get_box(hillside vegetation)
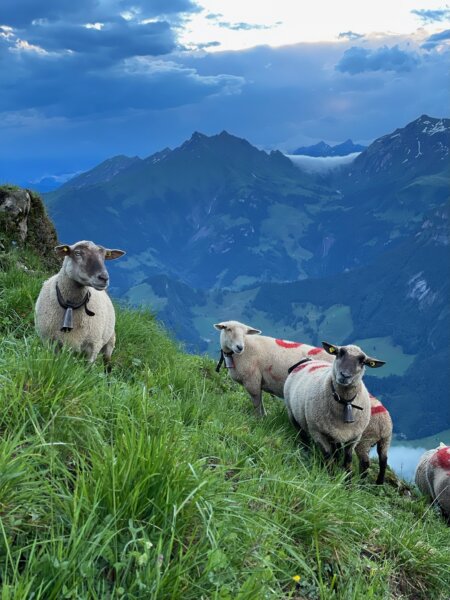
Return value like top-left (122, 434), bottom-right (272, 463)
top-left (0, 243), bottom-right (449, 599)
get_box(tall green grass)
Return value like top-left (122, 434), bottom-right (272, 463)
top-left (0, 252), bottom-right (449, 599)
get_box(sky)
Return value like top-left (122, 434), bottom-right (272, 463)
top-left (0, 0), bottom-right (449, 184)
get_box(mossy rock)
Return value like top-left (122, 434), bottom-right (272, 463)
top-left (0, 185), bottom-right (59, 269)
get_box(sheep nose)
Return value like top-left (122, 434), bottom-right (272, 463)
top-left (97, 272), bottom-right (109, 283)
top-left (340, 371), bottom-right (351, 379)
top-left (235, 344), bottom-right (243, 352)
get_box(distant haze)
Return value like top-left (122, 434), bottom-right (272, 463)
top-left (286, 152), bottom-right (360, 173)
top-left (372, 445), bottom-right (426, 481)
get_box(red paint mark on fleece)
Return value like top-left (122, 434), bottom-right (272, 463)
top-left (308, 348), bottom-right (323, 356)
top-left (276, 339), bottom-right (303, 349)
top-left (291, 363), bottom-right (311, 374)
top-left (308, 364), bottom-right (330, 373)
top-left (266, 365), bottom-right (282, 382)
top-left (371, 405), bottom-right (388, 416)
top-left (432, 446), bottom-right (450, 471)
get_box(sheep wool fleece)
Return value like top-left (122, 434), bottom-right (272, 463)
top-left (35, 274), bottom-right (116, 357)
top-left (284, 360), bottom-right (371, 446)
top-left (415, 445), bottom-right (450, 517)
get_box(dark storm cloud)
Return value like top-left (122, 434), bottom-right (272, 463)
top-left (411, 8), bottom-right (450, 23)
top-left (0, 0), bottom-right (199, 27)
top-left (0, 0), bottom-right (96, 27)
top-left (0, 0), bottom-right (242, 120)
top-left (24, 18), bottom-right (176, 59)
top-left (0, 42), bottom-right (244, 117)
top-left (336, 45), bottom-right (419, 74)
top-left (421, 28), bottom-right (450, 49)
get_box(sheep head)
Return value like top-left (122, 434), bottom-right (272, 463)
top-left (55, 241), bottom-right (125, 291)
top-left (322, 341), bottom-right (385, 387)
top-left (214, 320), bottom-right (261, 354)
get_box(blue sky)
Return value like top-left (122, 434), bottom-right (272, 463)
top-left (0, 0), bottom-right (449, 184)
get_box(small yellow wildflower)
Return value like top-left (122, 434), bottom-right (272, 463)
top-left (292, 575), bottom-right (301, 583)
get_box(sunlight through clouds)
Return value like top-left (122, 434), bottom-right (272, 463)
top-left (180, 0), bottom-right (449, 51)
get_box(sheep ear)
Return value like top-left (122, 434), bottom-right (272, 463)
top-left (214, 323), bottom-right (227, 330)
top-left (322, 341), bottom-right (339, 355)
top-left (105, 249), bottom-right (126, 260)
top-left (363, 357), bottom-right (386, 368)
top-left (246, 328), bottom-right (261, 335)
top-left (55, 244), bottom-right (71, 257)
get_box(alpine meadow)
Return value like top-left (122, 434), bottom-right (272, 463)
top-left (0, 187), bottom-right (449, 598)
top-left (1, 0), bottom-right (450, 597)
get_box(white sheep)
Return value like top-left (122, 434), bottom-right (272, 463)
top-left (284, 341), bottom-right (385, 475)
top-left (415, 444), bottom-right (450, 522)
top-left (35, 241), bottom-right (125, 365)
top-left (355, 394), bottom-right (393, 484)
top-left (214, 320), bottom-right (331, 416)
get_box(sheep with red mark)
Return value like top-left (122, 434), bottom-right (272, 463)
top-left (284, 341), bottom-right (385, 476)
top-left (355, 395), bottom-right (393, 484)
top-left (415, 444), bottom-right (450, 522)
top-left (214, 320), bottom-right (331, 417)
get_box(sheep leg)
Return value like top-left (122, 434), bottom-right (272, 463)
top-left (53, 340), bottom-right (63, 353)
top-left (245, 377), bottom-right (266, 417)
top-left (101, 333), bottom-right (115, 373)
top-left (249, 390), bottom-right (266, 417)
top-left (358, 454), bottom-right (370, 480)
top-left (81, 341), bottom-right (97, 364)
top-left (310, 430), bottom-right (334, 466)
top-left (331, 441), bottom-right (342, 461)
top-left (355, 440), bottom-right (371, 481)
top-left (343, 444), bottom-right (354, 475)
top-left (286, 408), bottom-right (310, 445)
top-left (376, 440), bottom-right (389, 485)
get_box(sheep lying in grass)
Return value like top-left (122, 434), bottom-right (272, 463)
top-left (355, 395), bottom-right (393, 484)
top-left (35, 241), bottom-right (125, 365)
top-left (214, 320), bottom-right (331, 417)
top-left (415, 444), bottom-right (450, 523)
top-left (284, 341), bottom-right (385, 475)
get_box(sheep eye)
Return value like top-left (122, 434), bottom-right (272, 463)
top-left (226, 328), bottom-right (231, 332)
top-left (339, 348), bottom-right (346, 357)
top-left (74, 250), bottom-right (82, 257)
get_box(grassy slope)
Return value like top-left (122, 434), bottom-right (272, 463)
top-left (0, 251), bottom-right (449, 600)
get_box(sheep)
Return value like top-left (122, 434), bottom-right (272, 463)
top-left (35, 241), bottom-right (125, 366)
top-left (284, 341), bottom-right (385, 475)
top-left (214, 320), bottom-right (332, 417)
top-left (415, 444), bottom-right (450, 522)
top-left (355, 394), bottom-right (393, 484)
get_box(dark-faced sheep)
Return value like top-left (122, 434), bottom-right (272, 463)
top-left (35, 241), bottom-right (125, 365)
top-left (284, 341), bottom-right (385, 476)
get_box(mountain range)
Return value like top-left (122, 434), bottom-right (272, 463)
top-left (292, 139), bottom-right (366, 156)
top-left (44, 114), bottom-right (450, 438)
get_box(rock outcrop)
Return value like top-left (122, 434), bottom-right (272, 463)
top-left (0, 185), bottom-right (59, 268)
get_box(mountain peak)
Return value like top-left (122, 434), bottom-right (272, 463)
top-left (191, 131), bottom-right (207, 140)
top-left (349, 114), bottom-right (449, 179)
top-left (292, 139), bottom-right (366, 157)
